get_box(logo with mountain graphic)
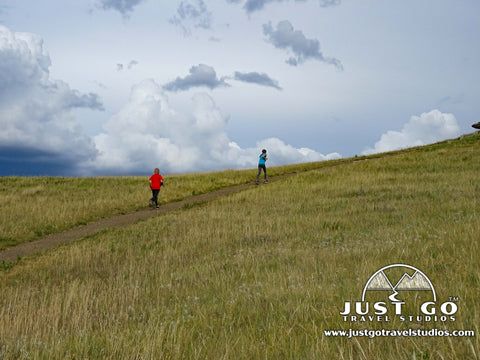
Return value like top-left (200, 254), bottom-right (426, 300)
top-left (340, 263), bottom-right (458, 323)
top-left (362, 264), bottom-right (436, 302)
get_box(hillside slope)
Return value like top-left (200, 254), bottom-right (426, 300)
top-left (0, 133), bottom-right (479, 359)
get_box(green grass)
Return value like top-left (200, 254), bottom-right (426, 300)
top-left (0, 163), bottom-right (343, 250)
top-left (0, 134), bottom-right (479, 359)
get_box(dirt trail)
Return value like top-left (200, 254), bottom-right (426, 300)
top-left (3, 133), bottom-right (475, 264)
top-left (0, 174), bottom-right (295, 263)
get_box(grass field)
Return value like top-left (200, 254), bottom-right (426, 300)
top-left (0, 134), bottom-right (479, 359)
top-left (0, 161), bottom-right (345, 251)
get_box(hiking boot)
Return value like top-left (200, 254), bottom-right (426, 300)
top-left (263, 179), bottom-right (268, 184)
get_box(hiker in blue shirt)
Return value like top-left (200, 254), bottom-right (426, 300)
top-left (256, 149), bottom-right (268, 184)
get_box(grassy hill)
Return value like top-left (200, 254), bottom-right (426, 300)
top-left (0, 134), bottom-right (479, 359)
top-left (0, 159), bottom-right (347, 251)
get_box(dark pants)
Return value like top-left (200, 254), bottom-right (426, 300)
top-left (256, 164), bottom-right (266, 180)
top-left (151, 189), bottom-right (160, 206)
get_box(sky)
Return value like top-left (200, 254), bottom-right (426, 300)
top-left (0, 0), bottom-right (479, 176)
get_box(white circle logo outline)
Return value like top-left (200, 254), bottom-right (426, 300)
top-left (361, 263), bottom-right (436, 302)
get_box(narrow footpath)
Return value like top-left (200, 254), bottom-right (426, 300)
top-left (0, 174), bottom-right (295, 263)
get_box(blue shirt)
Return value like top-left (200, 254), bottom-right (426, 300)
top-left (258, 153), bottom-right (267, 165)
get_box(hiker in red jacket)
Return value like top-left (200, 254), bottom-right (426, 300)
top-left (149, 168), bottom-right (164, 209)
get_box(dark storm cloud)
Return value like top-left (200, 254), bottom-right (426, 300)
top-left (263, 20), bottom-right (343, 69)
top-left (163, 64), bottom-right (230, 92)
top-left (0, 146), bottom-right (91, 176)
top-left (233, 71), bottom-right (282, 90)
top-left (0, 25), bottom-right (102, 176)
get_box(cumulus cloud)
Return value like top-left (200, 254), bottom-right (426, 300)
top-left (163, 64), bottom-right (230, 92)
top-left (169, 0), bottom-right (212, 35)
top-left (263, 20), bottom-right (343, 69)
top-left (0, 25), bottom-right (340, 176)
top-left (96, 0), bottom-right (146, 17)
top-left (233, 71), bottom-right (282, 90)
top-left (0, 25), bottom-right (338, 176)
top-left (255, 138), bottom-right (341, 164)
top-left (362, 110), bottom-right (461, 155)
top-left (90, 79), bottom-right (340, 175)
top-left (0, 25), bottom-right (103, 175)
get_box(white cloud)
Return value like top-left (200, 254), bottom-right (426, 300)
top-left (255, 138), bottom-right (341, 164)
top-left (0, 25), bottom-right (103, 175)
top-left (0, 24), bottom-right (339, 176)
top-left (90, 79), bottom-right (340, 174)
top-left (362, 110), bottom-right (461, 155)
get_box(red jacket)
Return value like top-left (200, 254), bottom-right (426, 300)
top-left (149, 174), bottom-right (163, 190)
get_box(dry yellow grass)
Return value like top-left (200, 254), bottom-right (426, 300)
top-left (0, 164), bottom-right (334, 250)
top-left (0, 134), bottom-right (479, 359)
